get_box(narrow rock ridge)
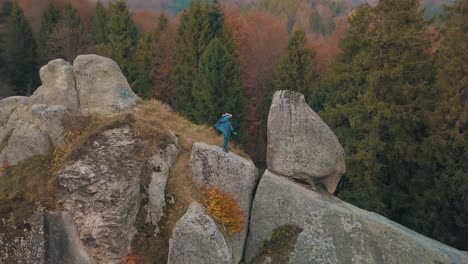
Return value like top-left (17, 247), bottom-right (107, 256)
top-left (190, 142), bottom-right (259, 264)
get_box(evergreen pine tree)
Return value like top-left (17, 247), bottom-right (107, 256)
top-left (193, 36), bottom-right (246, 143)
top-left (92, 0), bottom-right (108, 44)
top-left (134, 13), bottom-right (170, 98)
top-left (433, 0), bottom-right (467, 134)
top-left (38, 0), bottom-right (60, 62)
top-left (97, 0), bottom-right (138, 85)
top-left (415, 0), bottom-right (468, 249)
top-left (172, 0), bottom-right (222, 119)
top-left (271, 27), bottom-right (318, 99)
top-left (322, 0), bottom-right (436, 218)
top-left (47, 3), bottom-right (89, 62)
top-left (2, 0), bottom-right (12, 15)
top-left (5, 2), bottom-right (39, 95)
top-left (62, 3), bottom-right (80, 28)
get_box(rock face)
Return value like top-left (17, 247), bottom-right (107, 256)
top-left (168, 202), bottom-right (232, 264)
top-left (0, 96), bottom-right (28, 125)
top-left (190, 142), bottom-right (259, 264)
top-left (267, 90), bottom-right (345, 193)
top-left (29, 59), bottom-right (79, 111)
top-left (57, 126), bottom-right (145, 263)
top-left (245, 170), bottom-right (468, 264)
top-left (0, 103), bottom-right (68, 167)
top-left (1, 212), bottom-right (92, 264)
top-left (73, 55), bottom-right (140, 114)
top-left (28, 213), bottom-right (93, 264)
top-left (143, 135), bottom-right (179, 231)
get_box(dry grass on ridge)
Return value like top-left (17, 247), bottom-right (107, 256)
top-left (132, 100), bottom-right (247, 158)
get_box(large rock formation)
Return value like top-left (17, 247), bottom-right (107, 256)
top-left (168, 202), bottom-right (232, 264)
top-left (190, 142), bottom-right (259, 264)
top-left (73, 55), bottom-right (140, 114)
top-left (267, 90), bottom-right (345, 193)
top-left (0, 55), bottom-right (141, 168)
top-left (245, 170), bottom-right (468, 264)
top-left (56, 125), bottom-right (179, 264)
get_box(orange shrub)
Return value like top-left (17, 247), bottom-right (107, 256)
top-left (126, 254), bottom-right (137, 264)
top-left (0, 161), bottom-right (8, 174)
top-left (201, 185), bottom-right (246, 236)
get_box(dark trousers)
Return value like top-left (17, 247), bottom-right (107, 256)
top-left (223, 133), bottom-right (230, 152)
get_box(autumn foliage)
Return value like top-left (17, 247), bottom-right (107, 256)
top-left (201, 185), bottom-right (246, 236)
top-left (125, 254), bottom-right (138, 264)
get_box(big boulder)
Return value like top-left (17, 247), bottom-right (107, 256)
top-left (245, 170), bottom-right (468, 264)
top-left (73, 55), bottom-right (140, 114)
top-left (168, 202), bottom-right (232, 264)
top-left (267, 90), bottom-right (345, 193)
top-left (190, 142), bottom-right (259, 264)
top-left (29, 59), bottom-right (80, 111)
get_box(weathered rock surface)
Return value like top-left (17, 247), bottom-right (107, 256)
top-left (0, 97), bottom-right (29, 158)
top-left (267, 90), bottom-right (345, 193)
top-left (27, 212), bottom-right (93, 264)
top-left (73, 55), bottom-right (140, 114)
top-left (143, 134), bottom-right (179, 232)
top-left (29, 59), bottom-right (79, 111)
top-left (168, 202), bottom-right (232, 264)
top-left (0, 103), bottom-right (68, 167)
top-left (57, 126), bottom-right (145, 264)
top-left (245, 170), bottom-right (468, 264)
top-left (1, 212), bottom-right (92, 264)
top-left (0, 118), bottom-right (50, 166)
top-left (0, 96), bottom-right (28, 125)
top-left (191, 142), bottom-right (259, 264)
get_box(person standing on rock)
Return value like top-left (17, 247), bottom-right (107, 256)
top-left (214, 113), bottom-right (237, 153)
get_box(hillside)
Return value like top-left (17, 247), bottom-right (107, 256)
top-left (0, 55), bottom-right (466, 263)
top-left (1, 0), bottom-right (466, 255)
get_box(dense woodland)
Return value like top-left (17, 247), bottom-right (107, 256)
top-left (0, 0), bottom-right (466, 251)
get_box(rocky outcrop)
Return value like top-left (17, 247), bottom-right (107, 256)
top-left (190, 142), bottom-right (259, 264)
top-left (57, 126), bottom-right (146, 263)
top-left (73, 55), bottom-right (140, 114)
top-left (245, 170), bottom-right (468, 264)
top-left (29, 59), bottom-right (79, 111)
top-left (168, 202), bottom-right (232, 264)
top-left (267, 90), bottom-right (345, 193)
top-left (0, 55), bottom-right (141, 169)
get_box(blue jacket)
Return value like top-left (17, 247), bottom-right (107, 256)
top-left (215, 116), bottom-right (236, 137)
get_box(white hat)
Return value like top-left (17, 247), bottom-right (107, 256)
top-left (223, 113), bottom-right (233, 118)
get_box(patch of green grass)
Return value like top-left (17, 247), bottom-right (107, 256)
top-left (256, 225), bottom-right (303, 264)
